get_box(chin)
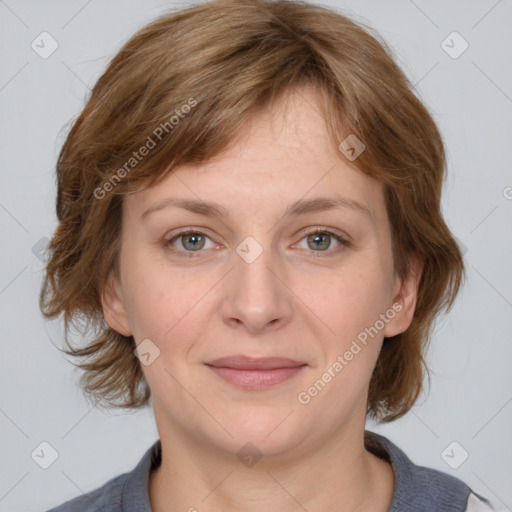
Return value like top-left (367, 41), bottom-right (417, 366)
top-left (204, 409), bottom-right (307, 459)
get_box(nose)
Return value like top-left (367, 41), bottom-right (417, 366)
top-left (219, 236), bottom-right (294, 334)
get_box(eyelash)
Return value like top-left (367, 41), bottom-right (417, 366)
top-left (162, 227), bottom-right (350, 259)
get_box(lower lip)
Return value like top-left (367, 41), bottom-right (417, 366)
top-left (206, 365), bottom-right (306, 390)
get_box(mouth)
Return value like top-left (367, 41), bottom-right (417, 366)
top-left (204, 356), bottom-right (307, 391)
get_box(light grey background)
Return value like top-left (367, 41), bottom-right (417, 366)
top-left (1, 1), bottom-right (511, 511)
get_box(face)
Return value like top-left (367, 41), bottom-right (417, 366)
top-left (102, 86), bottom-right (420, 459)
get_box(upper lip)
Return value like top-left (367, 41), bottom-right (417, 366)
top-left (205, 356), bottom-right (306, 370)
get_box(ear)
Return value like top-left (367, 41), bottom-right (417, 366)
top-left (100, 271), bottom-right (133, 337)
top-left (383, 252), bottom-right (424, 338)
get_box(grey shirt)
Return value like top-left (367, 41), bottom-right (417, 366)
top-left (46, 430), bottom-right (493, 512)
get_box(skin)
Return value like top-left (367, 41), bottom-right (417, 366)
top-left (101, 85), bottom-right (423, 512)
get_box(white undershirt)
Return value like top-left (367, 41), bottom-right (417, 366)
top-left (466, 492), bottom-right (505, 511)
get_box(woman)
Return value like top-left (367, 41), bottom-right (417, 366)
top-left (41, 1), bottom-right (498, 510)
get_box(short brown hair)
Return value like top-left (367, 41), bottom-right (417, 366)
top-left (40, 0), bottom-right (465, 422)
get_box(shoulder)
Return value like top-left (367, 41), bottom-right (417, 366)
top-left (45, 471), bottom-right (128, 512)
top-left (365, 430), bottom-right (496, 512)
top-left (45, 439), bottom-right (161, 512)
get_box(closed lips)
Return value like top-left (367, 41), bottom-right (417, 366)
top-left (204, 357), bottom-right (306, 370)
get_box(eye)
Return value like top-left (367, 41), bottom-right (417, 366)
top-left (163, 227), bottom-right (350, 259)
top-left (164, 229), bottom-right (216, 258)
top-left (295, 228), bottom-right (350, 256)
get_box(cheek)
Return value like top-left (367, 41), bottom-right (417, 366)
top-left (318, 267), bottom-right (392, 342)
top-left (302, 270), bottom-right (391, 405)
top-left (121, 254), bottom-right (213, 349)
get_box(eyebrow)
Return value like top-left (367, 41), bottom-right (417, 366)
top-left (139, 195), bottom-right (373, 223)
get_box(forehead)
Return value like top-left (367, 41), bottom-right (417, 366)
top-left (125, 86), bottom-right (386, 226)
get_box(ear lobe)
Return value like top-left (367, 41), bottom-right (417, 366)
top-left (384, 253), bottom-right (424, 338)
top-left (100, 271), bottom-right (133, 337)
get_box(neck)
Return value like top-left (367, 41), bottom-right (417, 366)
top-left (148, 416), bottom-right (394, 512)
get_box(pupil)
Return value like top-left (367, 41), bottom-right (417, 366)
top-left (309, 233), bottom-right (329, 251)
top-left (184, 233), bottom-right (204, 250)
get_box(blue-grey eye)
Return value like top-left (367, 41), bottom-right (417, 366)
top-left (180, 232), bottom-right (207, 251)
top-left (307, 232), bottom-right (332, 251)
